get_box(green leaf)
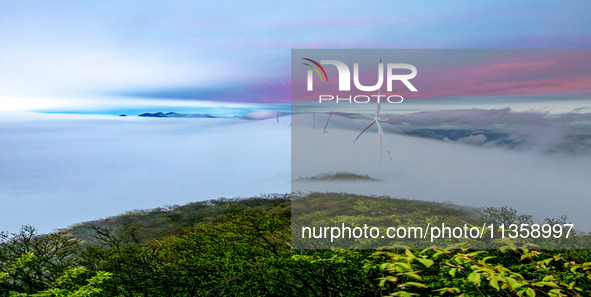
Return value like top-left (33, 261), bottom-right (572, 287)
top-left (417, 258), bottom-right (434, 268)
top-left (468, 272), bottom-right (481, 286)
top-left (401, 272), bottom-right (422, 280)
top-left (392, 291), bottom-right (419, 297)
top-left (490, 277), bottom-right (500, 290)
top-left (522, 251), bottom-right (535, 258)
top-left (468, 251), bottom-right (486, 257)
top-left (536, 281), bottom-right (559, 288)
top-left (395, 262), bottom-right (413, 271)
top-left (404, 281), bottom-right (427, 288)
top-left (505, 277), bottom-right (525, 290)
top-left (449, 268), bottom-right (457, 277)
top-left (540, 258), bottom-right (553, 265)
top-left (518, 288), bottom-right (536, 297)
top-left (405, 249), bottom-right (417, 259)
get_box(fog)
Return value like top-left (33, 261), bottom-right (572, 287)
top-left (293, 112), bottom-right (591, 231)
top-left (0, 113), bottom-right (291, 233)
top-left (2, 109), bottom-right (590, 234)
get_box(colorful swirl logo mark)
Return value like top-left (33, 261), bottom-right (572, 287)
top-left (302, 58), bottom-right (328, 82)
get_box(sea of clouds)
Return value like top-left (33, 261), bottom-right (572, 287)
top-left (1, 107), bottom-right (590, 234)
top-left (293, 109), bottom-right (591, 231)
top-left (0, 113), bottom-right (291, 234)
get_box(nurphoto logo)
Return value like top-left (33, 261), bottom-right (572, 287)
top-left (302, 58), bottom-right (418, 104)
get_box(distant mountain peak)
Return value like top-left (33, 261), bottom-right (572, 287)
top-left (138, 112), bottom-right (216, 118)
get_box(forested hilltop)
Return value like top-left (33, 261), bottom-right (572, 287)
top-left (1, 193), bottom-right (591, 296)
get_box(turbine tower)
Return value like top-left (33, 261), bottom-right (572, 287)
top-left (323, 111), bottom-right (333, 133)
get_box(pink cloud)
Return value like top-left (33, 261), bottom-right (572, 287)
top-left (290, 50), bottom-right (591, 102)
top-left (415, 51), bottom-right (591, 98)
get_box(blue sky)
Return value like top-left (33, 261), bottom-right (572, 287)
top-left (1, 1), bottom-right (590, 114)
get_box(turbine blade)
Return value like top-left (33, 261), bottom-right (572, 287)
top-left (353, 119), bottom-right (376, 143)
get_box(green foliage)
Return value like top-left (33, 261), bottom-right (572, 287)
top-left (5, 267), bottom-right (111, 297)
top-left (377, 247), bottom-right (591, 296)
top-left (479, 206), bottom-right (534, 226)
top-left (297, 172), bottom-right (379, 181)
top-left (70, 194), bottom-right (292, 246)
top-left (292, 192), bottom-right (481, 249)
top-left (0, 255), bottom-right (110, 297)
top-left (76, 198), bottom-right (387, 296)
top-left (0, 226), bottom-right (80, 295)
top-left (1, 194), bottom-right (590, 296)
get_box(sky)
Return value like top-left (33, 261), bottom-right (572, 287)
top-left (1, 1), bottom-right (591, 114)
top-left (291, 50), bottom-right (591, 105)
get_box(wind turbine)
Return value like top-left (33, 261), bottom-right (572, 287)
top-left (353, 88), bottom-right (388, 161)
top-left (322, 111), bottom-right (333, 133)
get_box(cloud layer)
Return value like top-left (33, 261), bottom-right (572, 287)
top-left (2, 1), bottom-right (591, 111)
top-left (292, 112), bottom-right (591, 230)
top-left (0, 113), bottom-right (291, 233)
